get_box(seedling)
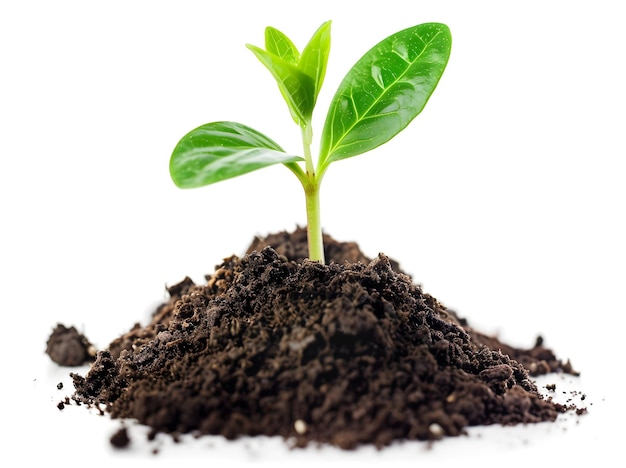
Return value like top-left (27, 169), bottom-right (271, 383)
top-left (170, 21), bottom-right (451, 263)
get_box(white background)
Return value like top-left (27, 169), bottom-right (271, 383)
top-left (1, 1), bottom-right (624, 466)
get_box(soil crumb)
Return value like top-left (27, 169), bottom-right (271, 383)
top-left (110, 426), bottom-right (131, 448)
top-left (46, 323), bottom-right (96, 366)
top-left (63, 227), bottom-right (582, 450)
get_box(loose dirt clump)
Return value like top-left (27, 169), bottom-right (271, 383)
top-left (53, 227), bottom-right (582, 450)
top-left (46, 323), bottom-right (96, 367)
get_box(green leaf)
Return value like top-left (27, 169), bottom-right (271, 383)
top-left (299, 20), bottom-right (331, 105)
top-left (247, 45), bottom-right (315, 125)
top-left (265, 26), bottom-right (300, 64)
top-left (170, 121), bottom-right (304, 188)
top-left (318, 22), bottom-right (451, 169)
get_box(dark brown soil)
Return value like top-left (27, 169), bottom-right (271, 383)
top-left (52, 227), bottom-right (583, 450)
top-left (46, 323), bottom-right (96, 367)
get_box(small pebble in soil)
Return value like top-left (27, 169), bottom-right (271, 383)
top-left (294, 419), bottom-right (307, 435)
top-left (428, 423), bottom-right (445, 439)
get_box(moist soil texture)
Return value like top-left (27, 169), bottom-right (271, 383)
top-left (53, 227), bottom-right (582, 450)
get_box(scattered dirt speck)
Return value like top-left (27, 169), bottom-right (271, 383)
top-left (110, 426), bottom-right (131, 448)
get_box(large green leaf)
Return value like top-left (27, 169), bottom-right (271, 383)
top-left (318, 23), bottom-right (451, 169)
top-left (170, 121), bottom-right (303, 188)
top-left (299, 20), bottom-right (331, 105)
top-left (247, 45), bottom-right (315, 125)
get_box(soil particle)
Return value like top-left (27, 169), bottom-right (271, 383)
top-left (61, 227), bottom-right (583, 450)
top-left (110, 427), bottom-right (131, 448)
top-left (46, 323), bottom-right (96, 366)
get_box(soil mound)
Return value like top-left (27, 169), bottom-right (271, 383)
top-left (63, 227), bottom-right (580, 449)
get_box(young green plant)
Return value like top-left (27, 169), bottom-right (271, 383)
top-left (170, 21), bottom-right (451, 263)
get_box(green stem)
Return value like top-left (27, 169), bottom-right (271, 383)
top-left (302, 125), bottom-right (315, 176)
top-left (301, 125), bottom-right (325, 263)
top-left (304, 181), bottom-right (324, 263)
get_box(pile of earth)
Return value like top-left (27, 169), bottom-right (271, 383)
top-left (47, 227), bottom-right (583, 450)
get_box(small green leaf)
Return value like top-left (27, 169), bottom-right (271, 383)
top-left (247, 45), bottom-right (315, 125)
top-left (318, 23), bottom-right (451, 169)
top-left (265, 26), bottom-right (300, 64)
top-left (299, 20), bottom-right (331, 105)
top-left (170, 121), bottom-right (303, 188)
